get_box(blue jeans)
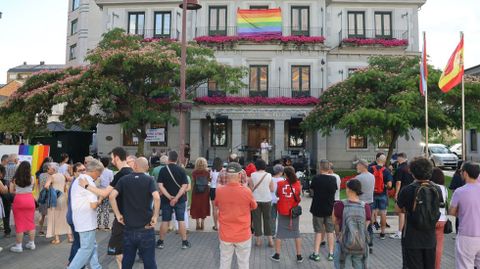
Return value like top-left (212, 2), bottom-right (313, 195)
top-left (122, 228), bottom-right (156, 269)
top-left (334, 241), bottom-right (368, 269)
top-left (68, 223), bottom-right (85, 268)
top-left (68, 230), bottom-right (101, 269)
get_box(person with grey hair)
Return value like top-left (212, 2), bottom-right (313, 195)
top-left (45, 162), bottom-right (73, 244)
top-left (1, 154), bottom-right (8, 166)
top-left (126, 155), bottom-right (137, 169)
top-left (151, 155), bottom-right (168, 180)
top-left (309, 160), bottom-right (338, 262)
top-left (270, 164), bottom-right (285, 236)
top-left (368, 154), bottom-right (393, 240)
top-left (68, 159), bottom-right (104, 269)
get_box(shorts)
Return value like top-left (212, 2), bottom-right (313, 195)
top-left (108, 218), bottom-right (124, 255)
top-left (371, 194), bottom-right (388, 211)
top-left (209, 188), bottom-right (216, 201)
top-left (161, 201), bottom-right (186, 222)
top-left (313, 216), bottom-right (334, 233)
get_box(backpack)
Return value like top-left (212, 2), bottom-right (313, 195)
top-left (340, 200), bottom-right (368, 256)
top-left (410, 182), bottom-right (441, 231)
top-left (372, 166), bottom-right (386, 194)
top-left (194, 175), bottom-right (209, 193)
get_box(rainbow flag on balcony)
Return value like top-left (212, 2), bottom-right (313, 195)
top-left (237, 8), bottom-right (282, 36)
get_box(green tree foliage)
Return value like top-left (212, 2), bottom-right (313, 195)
top-left (303, 56), bottom-right (480, 163)
top-left (0, 29), bottom-right (246, 155)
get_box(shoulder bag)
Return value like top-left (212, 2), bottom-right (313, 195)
top-left (288, 181), bottom-right (302, 218)
top-left (252, 173), bottom-right (268, 193)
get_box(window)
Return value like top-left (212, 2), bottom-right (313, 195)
top-left (250, 5), bottom-right (269, 10)
top-left (69, 44), bottom-right (77, 60)
top-left (291, 6), bottom-right (310, 36)
top-left (471, 129), bottom-right (478, 152)
top-left (347, 11), bottom-right (365, 38)
top-left (291, 65), bottom-right (310, 97)
top-left (128, 12), bottom-right (145, 36)
top-left (375, 12), bottom-right (392, 38)
top-left (211, 118), bottom-right (228, 147)
top-left (349, 135), bottom-right (367, 149)
top-left (209, 6), bottom-right (227, 36)
top-left (348, 68), bottom-right (358, 77)
top-left (72, 0), bottom-right (80, 11)
top-left (149, 123), bottom-right (168, 147)
top-left (207, 80), bottom-right (225, 97)
top-left (123, 128), bottom-right (140, 146)
top-left (154, 11), bottom-right (171, 38)
top-left (249, 65), bottom-right (268, 96)
top-left (70, 19), bottom-right (78, 35)
top-left (288, 120), bottom-right (305, 147)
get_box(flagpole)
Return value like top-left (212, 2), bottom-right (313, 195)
top-left (424, 31), bottom-right (429, 159)
top-left (461, 31), bottom-right (466, 161)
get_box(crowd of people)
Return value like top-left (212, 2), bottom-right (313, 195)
top-left (0, 149), bottom-right (479, 269)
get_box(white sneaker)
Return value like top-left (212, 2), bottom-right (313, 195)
top-left (389, 232), bottom-right (402, 239)
top-left (25, 241), bottom-right (36, 250)
top-left (0, 246), bottom-right (3, 252)
top-left (10, 245), bottom-right (23, 253)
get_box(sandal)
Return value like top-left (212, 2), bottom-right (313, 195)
top-left (38, 231), bottom-right (45, 236)
top-left (212, 226), bottom-right (218, 231)
top-left (51, 239), bottom-right (61, 245)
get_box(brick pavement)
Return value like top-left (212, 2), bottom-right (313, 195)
top-left (0, 229), bottom-right (456, 269)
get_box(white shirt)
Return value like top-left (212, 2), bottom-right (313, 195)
top-left (271, 176), bottom-right (285, 204)
top-left (251, 171), bottom-right (272, 202)
top-left (99, 168), bottom-right (114, 188)
top-left (260, 142), bottom-right (270, 153)
top-left (71, 174), bottom-right (98, 232)
top-left (210, 170), bottom-right (220, 188)
top-left (59, 163), bottom-right (69, 176)
top-left (330, 173), bottom-right (341, 201)
top-left (436, 184), bottom-right (448, 222)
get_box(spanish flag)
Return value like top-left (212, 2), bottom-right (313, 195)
top-left (438, 36), bottom-right (464, 93)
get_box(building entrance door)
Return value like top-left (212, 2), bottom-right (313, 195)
top-left (247, 124), bottom-right (269, 162)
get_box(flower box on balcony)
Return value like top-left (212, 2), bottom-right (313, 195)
top-left (194, 96), bottom-right (319, 106)
top-left (341, 38), bottom-right (408, 48)
top-left (194, 35), bottom-right (325, 50)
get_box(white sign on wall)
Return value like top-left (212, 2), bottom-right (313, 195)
top-left (145, 128), bottom-right (165, 142)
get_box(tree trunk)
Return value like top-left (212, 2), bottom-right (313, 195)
top-left (136, 124), bottom-right (147, 157)
top-left (385, 131), bottom-right (400, 167)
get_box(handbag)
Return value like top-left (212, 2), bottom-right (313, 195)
top-left (288, 181), bottom-right (302, 218)
top-left (444, 198), bottom-right (453, 234)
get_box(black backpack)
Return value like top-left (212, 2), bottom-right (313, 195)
top-left (410, 182), bottom-right (441, 231)
top-left (194, 175), bottom-right (209, 193)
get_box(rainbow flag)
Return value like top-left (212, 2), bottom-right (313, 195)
top-left (18, 145), bottom-right (50, 197)
top-left (237, 8), bottom-right (282, 36)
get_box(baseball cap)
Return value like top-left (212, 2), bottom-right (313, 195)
top-left (353, 159), bottom-right (369, 167)
top-left (226, 162), bottom-right (242, 173)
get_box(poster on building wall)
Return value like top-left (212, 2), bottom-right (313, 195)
top-left (145, 128), bottom-right (165, 142)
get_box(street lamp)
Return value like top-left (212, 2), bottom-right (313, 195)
top-left (178, 0), bottom-right (201, 165)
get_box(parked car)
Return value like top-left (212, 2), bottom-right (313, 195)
top-left (449, 143), bottom-right (462, 159)
top-left (422, 143), bottom-right (459, 169)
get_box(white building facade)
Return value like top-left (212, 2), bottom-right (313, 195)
top-left (66, 0), bottom-right (426, 168)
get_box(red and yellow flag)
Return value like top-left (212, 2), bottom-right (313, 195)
top-left (438, 36), bottom-right (464, 93)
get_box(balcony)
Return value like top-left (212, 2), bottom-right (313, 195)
top-left (195, 26), bottom-right (324, 38)
top-left (126, 28), bottom-right (180, 40)
top-left (195, 87), bottom-right (321, 98)
top-left (338, 29), bottom-right (409, 48)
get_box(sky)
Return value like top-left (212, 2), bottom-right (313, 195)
top-left (0, 0), bottom-right (479, 85)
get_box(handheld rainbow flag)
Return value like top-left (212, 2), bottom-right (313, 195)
top-left (237, 8), bottom-right (282, 36)
top-left (438, 35), bottom-right (464, 93)
top-left (18, 144), bottom-right (50, 197)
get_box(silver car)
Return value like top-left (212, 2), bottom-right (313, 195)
top-left (424, 144), bottom-right (459, 169)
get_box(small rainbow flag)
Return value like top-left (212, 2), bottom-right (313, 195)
top-left (237, 8), bottom-right (282, 37)
top-left (18, 145), bottom-right (50, 197)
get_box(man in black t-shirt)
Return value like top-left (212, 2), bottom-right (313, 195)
top-left (110, 157), bottom-right (160, 269)
top-left (309, 160), bottom-right (338, 262)
top-left (156, 151), bottom-right (190, 250)
top-left (396, 157), bottom-right (442, 269)
top-left (391, 153), bottom-right (415, 240)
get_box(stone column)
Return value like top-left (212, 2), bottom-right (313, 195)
top-left (189, 119), bottom-right (201, 162)
top-left (231, 119), bottom-right (242, 154)
top-left (274, 120), bottom-right (285, 160)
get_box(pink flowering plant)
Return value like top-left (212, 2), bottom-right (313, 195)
top-left (195, 35), bottom-right (325, 46)
top-left (342, 38), bottom-right (408, 47)
top-left (194, 96), bottom-right (319, 106)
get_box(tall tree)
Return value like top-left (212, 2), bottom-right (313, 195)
top-left (302, 56), bottom-right (480, 163)
top-left (0, 29), bottom-right (246, 155)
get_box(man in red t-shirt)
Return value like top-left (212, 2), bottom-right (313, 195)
top-left (215, 162), bottom-right (258, 269)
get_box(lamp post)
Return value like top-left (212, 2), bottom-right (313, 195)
top-left (178, 0), bottom-right (201, 165)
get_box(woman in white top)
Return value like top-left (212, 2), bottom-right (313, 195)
top-left (210, 157), bottom-right (223, 231)
top-left (248, 159), bottom-right (274, 247)
top-left (431, 168), bottom-right (448, 269)
top-left (270, 164), bottom-right (285, 237)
